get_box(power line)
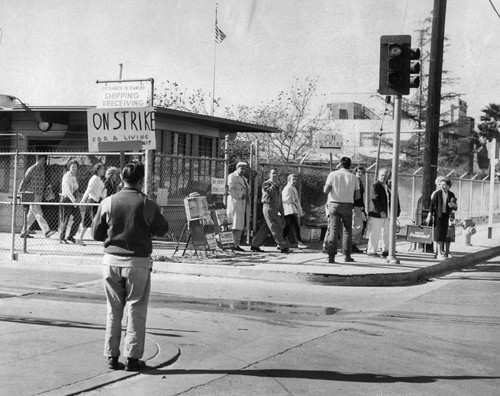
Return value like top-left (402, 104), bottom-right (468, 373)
top-left (489, 0), bottom-right (500, 18)
top-left (400, 0), bottom-right (410, 33)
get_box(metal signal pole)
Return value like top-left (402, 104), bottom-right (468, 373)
top-left (388, 96), bottom-right (402, 264)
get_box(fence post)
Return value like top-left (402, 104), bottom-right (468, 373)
top-left (223, 135), bottom-right (229, 207)
top-left (481, 175), bottom-right (489, 217)
top-left (411, 167), bottom-right (422, 224)
top-left (144, 149), bottom-right (152, 196)
top-left (469, 174), bottom-right (477, 217)
top-left (366, 163), bottom-right (376, 210)
top-left (252, 141), bottom-right (259, 237)
top-left (458, 172), bottom-right (468, 220)
top-left (10, 148), bottom-right (19, 260)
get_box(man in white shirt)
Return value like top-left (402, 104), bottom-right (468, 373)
top-left (282, 173), bottom-right (307, 249)
top-left (323, 157), bottom-right (360, 263)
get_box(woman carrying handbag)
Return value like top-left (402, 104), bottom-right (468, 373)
top-left (425, 176), bottom-right (458, 260)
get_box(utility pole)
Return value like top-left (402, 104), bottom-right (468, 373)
top-left (422, 0), bottom-right (447, 213)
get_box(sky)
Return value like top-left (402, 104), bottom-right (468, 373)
top-left (0, 0), bottom-right (499, 122)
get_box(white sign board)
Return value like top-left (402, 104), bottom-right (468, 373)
top-left (211, 178), bottom-right (225, 195)
top-left (87, 107), bottom-right (156, 152)
top-left (97, 81), bottom-right (151, 108)
top-left (218, 231), bottom-right (235, 249)
top-left (316, 132), bottom-right (343, 150)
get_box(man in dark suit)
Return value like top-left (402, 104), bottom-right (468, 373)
top-left (366, 168), bottom-right (391, 257)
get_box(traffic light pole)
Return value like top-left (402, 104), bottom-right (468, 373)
top-left (388, 95), bottom-right (402, 264)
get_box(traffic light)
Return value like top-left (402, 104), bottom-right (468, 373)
top-left (409, 47), bottom-right (421, 89)
top-left (378, 35), bottom-right (420, 96)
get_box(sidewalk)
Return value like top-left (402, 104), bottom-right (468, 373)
top-left (1, 224), bottom-right (499, 395)
top-left (152, 222), bottom-right (500, 286)
top-left (7, 223), bottom-right (500, 287)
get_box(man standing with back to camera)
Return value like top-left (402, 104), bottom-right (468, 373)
top-left (323, 157), bottom-right (360, 263)
top-left (92, 162), bottom-right (169, 371)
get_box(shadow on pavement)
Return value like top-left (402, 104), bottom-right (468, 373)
top-left (143, 368), bottom-right (500, 383)
top-left (0, 315), bottom-right (104, 330)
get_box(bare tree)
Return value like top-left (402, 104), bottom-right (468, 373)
top-left (225, 77), bottom-right (329, 163)
top-left (154, 80), bottom-right (221, 115)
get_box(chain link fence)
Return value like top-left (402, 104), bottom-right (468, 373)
top-left (256, 162), bottom-right (500, 228)
top-left (0, 152), bottom-right (227, 259)
top-left (0, 151), bottom-right (499, 259)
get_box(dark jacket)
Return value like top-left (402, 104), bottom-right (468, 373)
top-left (368, 181), bottom-right (400, 218)
top-left (354, 178), bottom-right (365, 208)
top-left (91, 187), bottom-right (169, 257)
top-left (429, 190), bottom-right (456, 219)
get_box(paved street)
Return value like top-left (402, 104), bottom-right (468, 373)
top-left (1, 255), bottom-right (499, 395)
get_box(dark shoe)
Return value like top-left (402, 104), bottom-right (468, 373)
top-left (232, 246), bottom-right (245, 252)
top-left (344, 256), bottom-right (355, 263)
top-left (381, 251), bottom-right (389, 257)
top-left (67, 236), bottom-right (76, 243)
top-left (250, 246), bottom-right (264, 253)
top-left (328, 255), bottom-right (336, 263)
top-left (125, 358), bottom-right (147, 371)
top-left (351, 245), bottom-right (362, 253)
top-left (60, 239), bottom-right (68, 244)
top-left (280, 248), bottom-right (292, 253)
top-left (107, 356), bottom-right (125, 370)
top-left (44, 230), bottom-right (57, 239)
top-left (19, 233), bottom-right (33, 239)
top-left (367, 252), bottom-right (380, 257)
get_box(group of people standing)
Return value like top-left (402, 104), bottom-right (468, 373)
top-left (225, 156), bottom-right (458, 263)
top-left (18, 156), bottom-right (121, 245)
top-left (323, 156), bottom-right (458, 263)
top-left (226, 162), bottom-right (306, 253)
top-left (59, 161), bottom-right (121, 245)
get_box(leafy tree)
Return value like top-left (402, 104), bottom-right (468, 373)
top-left (224, 77), bottom-right (330, 163)
top-left (474, 103), bottom-right (500, 173)
top-left (478, 103), bottom-right (500, 141)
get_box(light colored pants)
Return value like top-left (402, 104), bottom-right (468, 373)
top-left (232, 229), bottom-right (243, 247)
top-left (103, 265), bottom-right (151, 359)
top-left (22, 194), bottom-right (50, 235)
top-left (366, 216), bottom-right (390, 254)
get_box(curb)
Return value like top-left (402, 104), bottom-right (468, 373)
top-left (304, 245), bottom-right (500, 286)
top-left (60, 343), bottom-right (181, 396)
top-left (2, 243), bottom-right (499, 288)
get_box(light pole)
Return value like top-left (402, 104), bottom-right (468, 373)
top-left (0, 94), bottom-right (29, 260)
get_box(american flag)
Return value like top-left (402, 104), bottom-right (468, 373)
top-left (215, 23), bottom-right (226, 43)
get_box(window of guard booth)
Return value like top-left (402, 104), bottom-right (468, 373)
top-left (198, 136), bottom-right (213, 157)
top-left (171, 132), bottom-right (189, 155)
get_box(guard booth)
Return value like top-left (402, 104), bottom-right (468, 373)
top-left (0, 105), bottom-right (280, 243)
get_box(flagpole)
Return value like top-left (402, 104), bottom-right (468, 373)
top-left (211, 4), bottom-right (218, 116)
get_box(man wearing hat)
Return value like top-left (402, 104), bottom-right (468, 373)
top-left (227, 161), bottom-right (250, 251)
